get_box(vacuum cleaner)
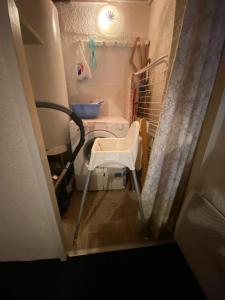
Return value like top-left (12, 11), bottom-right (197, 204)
top-left (36, 101), bottom-right (85, 215)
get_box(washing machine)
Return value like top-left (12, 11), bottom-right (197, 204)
top-left (69, 116), bottom-right (130, 191)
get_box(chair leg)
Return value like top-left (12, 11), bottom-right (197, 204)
top-left (131, 170), bottom-right (145, 223)
top-left (73, 170), bottom-right (92, 242)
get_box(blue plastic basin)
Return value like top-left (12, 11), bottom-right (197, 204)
top-left (71, 103), bottom-right (102, 119)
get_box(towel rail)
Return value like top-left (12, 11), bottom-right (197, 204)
top-left (134, 55), bottom-right (168, 76)
top-left (138, 71), bottom-right (168, 82)
top-left (136, 100), bottom-right (162, 104)
top-left (75, 39), bottom-right (146, 48)
top-left (136, 107), bottom-right (161, 111)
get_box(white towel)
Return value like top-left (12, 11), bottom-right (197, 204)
top-left (76, 41), bottom-right (92, 81)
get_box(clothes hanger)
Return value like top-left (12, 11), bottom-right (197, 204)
top-left (130, 37), bottom-right (142, 72)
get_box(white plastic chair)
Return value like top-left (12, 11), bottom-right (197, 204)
top-left (74, 121), bottom-right (145, 241)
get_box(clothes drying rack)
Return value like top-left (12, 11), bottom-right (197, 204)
top-left (132, 55), bottom-right (169, 185)
top-left (133, 55), bottom-right (169, 139)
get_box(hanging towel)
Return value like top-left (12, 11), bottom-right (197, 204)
top-left (76, 41), bottom-right (92, 81)
top-left (88, 37), bottom-right (97, 69)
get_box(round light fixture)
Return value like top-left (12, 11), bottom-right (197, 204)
top-left (97, 5), bottom-right (122, 37)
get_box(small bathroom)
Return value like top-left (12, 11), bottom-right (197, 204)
top-left (2, 1), bottom-right (225, 295)
top-left (15, 0), bottom-right (182, 254)
top-left (13, 0), bottom-right (224, 256)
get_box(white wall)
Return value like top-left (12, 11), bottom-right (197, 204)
top-left (16, 0), bottom-right (70, 153)
top-left (145, 0), bottom-right (176, 135)
top-left (0, 0), bottom-right (65, 261)
top-left (56, 2), bottom-right (150, 118)
top-left (148, 0), bottom-right (176, 61)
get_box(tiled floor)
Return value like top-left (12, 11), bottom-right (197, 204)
top-left (62, 188), bottom-right (155, 253)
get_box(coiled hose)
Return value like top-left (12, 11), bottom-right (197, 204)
top-left (36, 101), bottom-right (85, 162)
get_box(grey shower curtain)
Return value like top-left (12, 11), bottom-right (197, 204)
top-left (141, 0), bottom-right (225, 237)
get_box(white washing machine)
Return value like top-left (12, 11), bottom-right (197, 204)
top-left (69, 116), bottom-right (130, 191)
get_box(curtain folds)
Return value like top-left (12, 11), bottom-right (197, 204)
top-left (141, 0), bottom-right (225, 237)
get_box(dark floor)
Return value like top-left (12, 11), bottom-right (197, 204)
top-left (0, 243), bottom-right (205, 299)
top-left (62, 190), bottom-right (155, 251)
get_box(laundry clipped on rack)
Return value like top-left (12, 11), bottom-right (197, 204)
top-left (76, 41), bottom-right (92, 81)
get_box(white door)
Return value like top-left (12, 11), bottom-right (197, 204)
top-left (175, 51), bottom-right (225, 300)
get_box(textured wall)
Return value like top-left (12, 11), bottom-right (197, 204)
top-left (56, 2), bottom-right (150, 117)
top-left (57, 2), bottom-right (149, 41)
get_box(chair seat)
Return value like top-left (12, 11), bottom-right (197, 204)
top-left (93, 138), bottom-right (130, 151)
top-left (88, 137), bottom-right (135, 170)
